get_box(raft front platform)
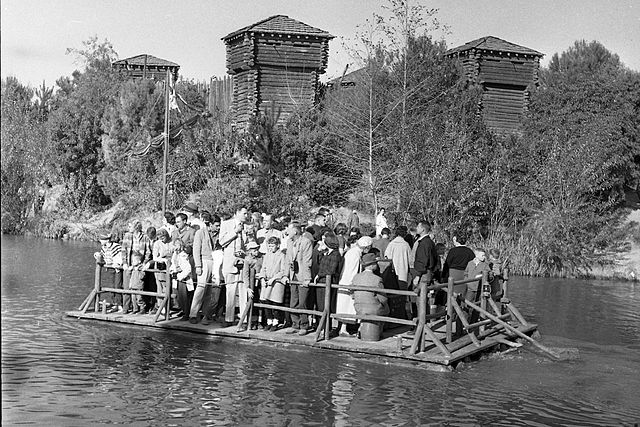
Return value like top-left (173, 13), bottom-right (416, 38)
top-left (65, 309), bottom-right (538, 371)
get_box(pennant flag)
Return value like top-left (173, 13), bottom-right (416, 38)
top-left (130, 114), bottom-right (202, 159)
top-left (169, 90), bottom-right (181, 112)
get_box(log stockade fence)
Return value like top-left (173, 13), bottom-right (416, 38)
top-left (69, 260), bottom-right (552, 370)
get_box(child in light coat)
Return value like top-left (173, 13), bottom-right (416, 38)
top-left (257, 237), bottom-right (288, 331)
top-left (463, 248), bottom-right (490, 303)
top-left (170, 239), bottom-right (194, 319)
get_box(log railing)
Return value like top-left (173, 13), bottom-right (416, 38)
top-left (81, 261), bottom-right (542, 358)
top-left (238, 276), bottom-right (331, 342)
top-left (78, 261), bottom-right (173, 323)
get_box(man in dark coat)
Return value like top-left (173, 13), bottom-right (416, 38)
top-left (412, 221), bottom-right (438, 287)
top-left (347, 209), bottom-right (360, 231)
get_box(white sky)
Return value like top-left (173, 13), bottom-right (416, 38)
top-left (2, 0), bottom-right (639, 87)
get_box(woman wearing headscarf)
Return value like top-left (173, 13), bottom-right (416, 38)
top-left (314, 233), bottom-right (343, 329)
top-left (335, 236), bottom-right (373, 335)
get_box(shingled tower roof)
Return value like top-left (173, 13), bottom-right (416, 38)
top-left (223, 15), bottom-right (334, 40)
top-left (112, 54), bottom-right (179, 67)
top-left (445, 36), bottom-right (543, 57)
top-left (111, 54), bottom-right (180, 81)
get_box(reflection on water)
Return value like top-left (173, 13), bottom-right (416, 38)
top-left (2, 235), bottom-right (640, 425)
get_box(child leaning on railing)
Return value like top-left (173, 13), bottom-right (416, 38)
top-left (488, 248), bottom-right (504, 301)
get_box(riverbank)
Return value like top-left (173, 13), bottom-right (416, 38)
top-left (579, 209), bottom-right (640, 281)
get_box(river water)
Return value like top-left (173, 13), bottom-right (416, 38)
top-left (2, 235), bottom-right (639, 426)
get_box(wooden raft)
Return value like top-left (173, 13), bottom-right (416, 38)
top-left (66, 261), bottom-right (541, 371)
top-left (64, 309), bottom-right (536, 370)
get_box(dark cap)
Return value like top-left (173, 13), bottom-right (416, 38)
top-left (362, 253), bottom-right (378, 268)
top-left (183, 202), bottom-right (199, 215)
top-left (324, 233), bottom-right (339, 250)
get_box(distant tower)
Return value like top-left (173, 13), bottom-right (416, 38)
top-left (222, 15), bottom-right (334, 128)
top-left (445, 36), bottom-right (543, 134)
top-left (112, 54), bottom-right (180, 81)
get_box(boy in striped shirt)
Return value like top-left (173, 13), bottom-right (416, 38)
top-left (95, 233), bottom-right (124, 312)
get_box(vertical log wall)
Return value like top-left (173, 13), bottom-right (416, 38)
top-left (447, 38), bottom-right (543, 134)
top-left (223, 16), bottom-right (333, 128)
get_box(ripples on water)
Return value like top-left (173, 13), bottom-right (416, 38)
top-left (2, 236), bottom-right (640, 425)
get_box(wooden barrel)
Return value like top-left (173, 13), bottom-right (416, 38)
top-left (359, 321), bottom-right (382, 341)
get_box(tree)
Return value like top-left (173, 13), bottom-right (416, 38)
top-left (321, 17), bottom-right (401, 215)
top-left (490, 40), bottom-right (640, 275)
top-left (547, 40), bottom-right (622, 78)
top-left (48, 37), bottom-right (121, 210)
top-left (100, 78), bottom-right (165, 206)
top-left (34, 81), bottom-right (54, 121)
top-left (281, 105), bottom-right (352, 208)
top-left (1, 78), bottom-right (50, 231)
top-left (534, 42), bottom-right (640, 208)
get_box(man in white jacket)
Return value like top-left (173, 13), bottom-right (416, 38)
top-left (219, 205), bottom-right (249, 327)
top-left (384, 226), bottom-right (411, 290)
top-left (189, 212), bottom-right (223, 325)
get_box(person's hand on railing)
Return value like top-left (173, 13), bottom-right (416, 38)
top-left (301, 279), bottom-right (310, 288)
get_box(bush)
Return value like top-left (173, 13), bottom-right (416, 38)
top-left (28, 213), bottom-right (69, 239)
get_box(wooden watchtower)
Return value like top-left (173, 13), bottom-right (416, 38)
top-left (222, 15), bottom-right (334, 128)
top-left (445, 36), bottom-right (543, 133)
top-left (112, 54), bottom-right (180, 81)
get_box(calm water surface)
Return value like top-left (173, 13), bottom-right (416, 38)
top-left (2, 235), bottom-right (640, 426)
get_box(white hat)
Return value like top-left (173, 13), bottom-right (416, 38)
top-left (357, 236), bottom-right (373, 247)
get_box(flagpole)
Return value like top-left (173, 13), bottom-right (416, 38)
top-left (162, 69), bottom-right (170, 216)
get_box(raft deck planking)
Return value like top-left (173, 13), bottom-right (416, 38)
top-left (64, 310), bottom-right (538, 370)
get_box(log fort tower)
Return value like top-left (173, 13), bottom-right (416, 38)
top-left (222, 15), bottom-right (334, 128)
top-left (445, 36), bottom-right (543, 133)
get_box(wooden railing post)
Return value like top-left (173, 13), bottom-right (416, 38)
top-left (94, 262), bottom-right (102, 312)
top-left (480, 271), bottom-right (489, 334)
top-left (324, 275), bottom-right (332, 341)
top-left (248, 272), bottom-right (256, 330)
top-left (165, 259), bottom-right (172, 321)
top-left (446, 277), bottom-right (454, 343)
top-left (409, 279), bottom-right (428, 354)
top-left (418, 279), bottom-right (428, 352)
top-left (502, 268), bottom-right (509, 300)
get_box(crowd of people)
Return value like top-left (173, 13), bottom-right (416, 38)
top-left (94, 202), bottom-right (504, 339)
